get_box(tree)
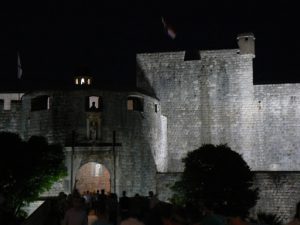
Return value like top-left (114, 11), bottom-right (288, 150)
top-left (171, 144), bottom-right (259, 218)
top-left (0, 132), bottom-right (67, 221)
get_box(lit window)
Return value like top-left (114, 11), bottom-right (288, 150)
top-left (127, 96), bottom-right (143, 112)
top-left (127, 99), bottom-right (133, 110)
top-left (74, 76), bottom-right (92, 86)
top-left (86, 96), bottom-right (103, 111)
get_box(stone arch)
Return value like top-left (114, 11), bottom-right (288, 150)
top-left (75, 161), bottom-right (111, 195)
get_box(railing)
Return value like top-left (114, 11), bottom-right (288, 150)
top-left (22, 197), bottom-right (61, 225)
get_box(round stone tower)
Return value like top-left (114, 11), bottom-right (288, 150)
top-left (237, 32), bottom-right (255, 57)
top-left (19, 75), bottom-right (167, 197)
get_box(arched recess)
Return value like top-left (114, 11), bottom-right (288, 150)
top-left (75, 162), bottom-right (111, 194)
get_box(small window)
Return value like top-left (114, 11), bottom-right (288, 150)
top-left (127, 96), bottom-right (144, 112)
top-left (86, 96), bottom-right (103, 111)
top-left (31, 95), bottom-right (50, 111)
top-left (155, 104), bottom-right (158, 113)
top-left (74, 76), bottom-right (92, 86)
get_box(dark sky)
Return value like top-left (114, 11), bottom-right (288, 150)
top-left (1, 1), bottom-right (300, 90)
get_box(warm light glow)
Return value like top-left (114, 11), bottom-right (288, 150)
top-left (81, 78), bottom-right (85, 85)
top-left (75, 78), bottom-right (79, 84)
top-left (127, 99), bottom-right (133, 110)
top-left (87, 79), bottom-right (91, 85)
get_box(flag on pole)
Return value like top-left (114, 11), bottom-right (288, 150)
top-left (161, 17), bottom-right (177, 39)
top-left (17, 52), bottom-right (23, 79)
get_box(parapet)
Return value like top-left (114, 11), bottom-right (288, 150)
top-left (237, 32), bottom-right (255, 57)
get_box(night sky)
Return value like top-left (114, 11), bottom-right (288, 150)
top-left (1, 1), bottom-right (300, 90)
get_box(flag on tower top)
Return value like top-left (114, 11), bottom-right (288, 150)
top-left (161, 17), bottom-right (176, 39)
top-left (17, 52), bottom-right (22, 79)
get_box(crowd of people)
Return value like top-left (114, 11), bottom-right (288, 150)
top-left (51, 190), bottom-right (300, 225)
top-left (55, 189), bottom-right (162, 225)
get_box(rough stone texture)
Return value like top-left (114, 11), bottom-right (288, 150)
top-left (156, 172), bottom-right (181, 202)
top-left (251, 172), bottom-right (300, 223)
top-left (137, 50), bottom-right (256, 171)
top-left (135, 46), bottom-right (300, 219)
top-left (136, 50), bottom-right (300, 172)
top-left (0, 94), bottom-right (23, 138)
top-left (16, 89), bottom-right (163, 197)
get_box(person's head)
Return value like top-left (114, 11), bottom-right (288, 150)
top-left (148, 202), bottom-right (188, 225)
top-left (122, 191), bottom-right (127, 197)
top-left (149, 191), bottom-right (154, 197)
top-left (72, 197), bottom-right (84, 209)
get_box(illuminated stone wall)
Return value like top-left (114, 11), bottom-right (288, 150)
top-left (137, 50), bottom-right (256, 171)
top-left (137, 50), bottom-right (300, 172)
top-left (16, 89), bottom-right (166, 197)
top-left (136, 46), bottom-right (300, 220)
top-left (252, 84), bottom-right (300, 170)
top-left (1, 35), bottom-right (300, 219)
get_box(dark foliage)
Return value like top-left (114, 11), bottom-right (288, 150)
top-left (171, 144), bottom-right (259, 218)
top-left (0, 132), bottom-right (67, 221)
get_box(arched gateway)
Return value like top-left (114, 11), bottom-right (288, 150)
top-left (75, 162), bottom-right (111, 194)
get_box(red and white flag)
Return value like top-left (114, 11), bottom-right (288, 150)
top-left (161, 17), bottom-right (176, 39)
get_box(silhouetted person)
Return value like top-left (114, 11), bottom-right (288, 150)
top-left (90, 102), bottom-right (97, 110)
top-left (93, 209), bottom-right (112, 225)
top-left (286, 201), bottom-right (300, 225)
top-left (119, 191), bottom-right (130, 220)
top-left (95, 189), bottom-right (107, 213)
top-left (148, 191), bottom-right (159, 209)
top-left (145, 202), bottom-right (188, 225)
top-left (62, 197), bottom-right (88, 225)
top-left (129, 193), bottom-right (144, 220)
top-left (107, 193), bottom-right (118, 225)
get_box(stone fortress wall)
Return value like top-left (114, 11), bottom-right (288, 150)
top-left (1, 33), bottom-right (300, 221)
top-left (136, 34), bottom-right (300, 221)
top-left (136, 34), bottom-right (300, 172)
top-left (0, 89), bottom-right (166, 197)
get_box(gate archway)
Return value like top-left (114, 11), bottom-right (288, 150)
top-left (75, 162), bottom-right (111, 194)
